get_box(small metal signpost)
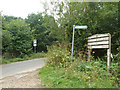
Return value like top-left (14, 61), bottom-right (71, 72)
top-left (33, 39), bottom-right (37, 53)
top-left (71, 25), bottom-right (88, 63)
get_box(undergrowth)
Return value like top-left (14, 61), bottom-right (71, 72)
top-left (39, 43), bottom-right (120, 88)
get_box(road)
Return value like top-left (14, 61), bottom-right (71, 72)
top-left (0, 58), bottom-right (46, 79)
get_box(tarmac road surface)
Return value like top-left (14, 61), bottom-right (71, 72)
top-left (0, 58), bottom-right (46, 79)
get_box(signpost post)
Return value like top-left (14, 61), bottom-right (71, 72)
top-left (33, 39), bottom-right (37, 53)
top-left (71, 25), bottom-right (88, 63)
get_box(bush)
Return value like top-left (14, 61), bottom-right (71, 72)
top-left (29, 52), bottom-right (47, 59)
top-left (2, 19), bottom-right (33, 58)
top-left (47, 43), bottom-right (71, 68)
top-left (2, 52), bottom-right (12, 59)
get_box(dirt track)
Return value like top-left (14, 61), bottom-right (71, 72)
top-left (0, 69), bottom-right (43, 88)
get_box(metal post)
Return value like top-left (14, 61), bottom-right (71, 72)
top-left (71, 25), bottom-right (75, 63)
top-left (33, 39), bottom-right (37, 53)
top-left (34, 46), bottom-right (36, 53)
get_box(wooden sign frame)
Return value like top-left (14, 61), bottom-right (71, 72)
top-left (88, 33), bottom-right (111, 71)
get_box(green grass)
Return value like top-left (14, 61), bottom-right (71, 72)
top-left (39, 60), bottom-right (119, 88)
top-left (28, 52), bottom-right (47, 59)
top-left (2, 58), bottom-right (25, 64)
top-left (2, 52), bottom-right (47, 64)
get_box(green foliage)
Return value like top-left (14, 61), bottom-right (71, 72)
top-left (2, 30), bottom-right (12, 53)
top-left (40, 60), bottom-right (119, 88)
top-left (49, 1), bottom-right (119, 56)
top-left (25, 13), bottom-right (43, 30)
top-left (25, 13), bottom-right (59, 52)
top-left (40, 43), bottom-right (119, 88)
top-left (2, 58), bottom-right (25, 64)
top-left (29, 52), bottom-right (47, 59)
top-left (2, 18), bottom-right (33, 58)
top-left (3, 15), bottom-right (23, 22)
top-left (47, 43), bottom-right (71, 68)
top-left (2, 13), bottom-right (59, 60)
top-left (2, 52), bottom-right (47, 64)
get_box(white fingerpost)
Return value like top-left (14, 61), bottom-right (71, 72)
top-left (75, 26), bottom-right (88, 29)
top-left (71, 25), bottom-right (75, 63)
top-left (71, 25), bottom-right (88, 63)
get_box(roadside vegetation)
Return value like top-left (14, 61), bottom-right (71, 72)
top-left (39, 43), bottom-right (119, 88)
top-left (1, 1), bottom-right (119, 88)
top-left (1, 11), bottom-right (58, 64)
top-left (2, 52), bottom-right (47, 64)
top-left (39, 2), bottom-right (119, 88)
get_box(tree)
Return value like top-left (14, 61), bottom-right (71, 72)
top-left (48, 1), bottom-right (119, 56)
top-left (3, 19), bottom-right (33, 58)
top-left (2, 30), bottom-right (12, 53)
top-left (26, 13), bottom-right (59, 52)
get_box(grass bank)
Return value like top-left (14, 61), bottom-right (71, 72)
top-left (2, 52), bottom-right (47, 64)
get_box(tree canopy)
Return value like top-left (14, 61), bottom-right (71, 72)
top-left (1, 2), bottom-right (119, 59)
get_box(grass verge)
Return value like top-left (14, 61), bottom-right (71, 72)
top-left (2, 52), bottom-right (47, 64)
top-left (39, 61), bottom-right (119, 88)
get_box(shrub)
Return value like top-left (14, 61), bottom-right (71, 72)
top-left (3, 19), bottom-right (33, 58)
top-left (47, 43), bottom-right (71, 68)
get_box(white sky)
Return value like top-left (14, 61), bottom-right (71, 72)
top-left (0, 0), bottom-right (46, 19)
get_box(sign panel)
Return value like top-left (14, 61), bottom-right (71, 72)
top-left (33, 39), bottom-right (37, 46)
top-left (33, 43), bottom-right (37, 46)
top-left (88, 33), bottom-right (110, 49)
top-left (33, 39), bottom-right (37, 44)
top-left (75, 26), bottom-right (87, 29)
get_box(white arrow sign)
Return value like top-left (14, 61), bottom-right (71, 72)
top-left (75, 26), bottom-right (88, 29)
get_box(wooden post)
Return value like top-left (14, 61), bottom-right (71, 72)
top-left (107, 33), bottom-right (111, 72)
top-left (88, 49), bottom-right (91, 62)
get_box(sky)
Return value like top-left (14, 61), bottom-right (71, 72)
top-left (1, 0), bottom-right (117, 19)
top-left (0, 0), bottom-right (46, 19)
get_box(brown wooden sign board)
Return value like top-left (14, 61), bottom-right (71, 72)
top-left (88, 33), bottom-right (111, 72)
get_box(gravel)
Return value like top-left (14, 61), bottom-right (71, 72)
top-left (0, 69), bottom-right (43, 88)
